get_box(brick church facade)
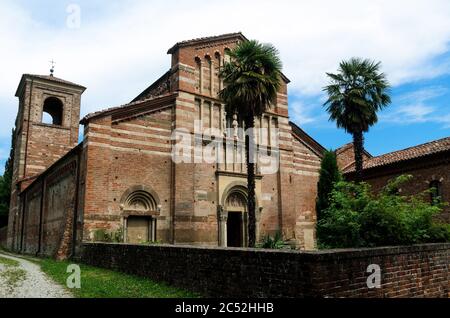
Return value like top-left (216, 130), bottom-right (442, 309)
top-left (6, 33), bottom-right (326, 259)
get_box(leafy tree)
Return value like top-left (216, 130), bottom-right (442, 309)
top-left (317, 175), bottom-right (450, 249)
top-left (0, 128), bottom-right (15, 222)
top-left (316, 150), bottom-right (341, 221)
top-left (323, 58), bottom-right (391, 182)
top-left (219, 40), bottom-right (282, 247)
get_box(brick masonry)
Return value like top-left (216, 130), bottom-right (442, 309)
top-left (8, 33), bottom-right (326, 258)
top-left (13, 147), bottom-right (81, 259)
top-left (80, 242), bottom-right (450, 298)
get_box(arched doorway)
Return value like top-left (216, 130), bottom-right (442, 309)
top-left (120, 186), bottom-right (160, 244)
top-left (226, 190), bottom-right (248, 247)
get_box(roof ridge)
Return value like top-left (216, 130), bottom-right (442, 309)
top-left (80, 92), bottom-right (177, 124)
top-left (371, 136), bottom-right (450, 159)
top-left (344, 136), bottom-right (450, 173)
top-left (167, 32), bottom-right (246, 54)
top-left (289, 121), bottom-right (326, 157)
top-left (22, 74), bottom-right (85, 88)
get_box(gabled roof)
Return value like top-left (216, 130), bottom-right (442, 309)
top-left (80, 93), bottom-right (177, 124)
top-left (343, 136), bottom-right (450, 173)
top-left (167, 32), bottom-right (247, 54)
top-left (336, 142), bottom-right (373, 157)
top-left (290, 121), bottom-right (326, 158)
top-left (167, 32), bottom-right (291, 83)
top-left (132, 70), bottom-right (172, 103)
top-left (16, 74), bottom-right (86, 96)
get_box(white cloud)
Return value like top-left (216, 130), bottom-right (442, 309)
top-left (290, 101), bottom-right (329, 126)
top-left (0, 0), bottom-right (450, 138)
top-left (381, 86), bottom-right (450, 126)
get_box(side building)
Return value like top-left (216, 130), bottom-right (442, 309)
top-left (337, 138), bottom-right (450, 222)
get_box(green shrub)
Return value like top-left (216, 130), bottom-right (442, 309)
top-left (317, 175), bottom-right (450, 248)
top-left (93, 228), bottom-right (124, 243)
top-left (258, 231), bottom-right (288, 249)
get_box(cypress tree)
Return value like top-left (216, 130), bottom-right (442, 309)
top-left (316, 150), bottom-right (341, 220)
top-left (0, 128), bottom-right (15, 222)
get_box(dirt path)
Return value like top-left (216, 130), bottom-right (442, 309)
top-left (0, 252), bottom-right (73, 298)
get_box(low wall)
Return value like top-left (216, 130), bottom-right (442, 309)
top-left (80, 243), bottom-right (449, 298)
top-left (0, 227), bottom-right (7, 248)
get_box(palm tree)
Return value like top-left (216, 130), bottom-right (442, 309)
top-left (323, 58), bottom-right (391, 182)
top-left (219, 40), bottom-right (282, 247)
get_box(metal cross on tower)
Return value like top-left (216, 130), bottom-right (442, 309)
top-left (49, 59), bottom-right (56, 76)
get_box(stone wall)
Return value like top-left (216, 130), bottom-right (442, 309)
top-left (12, 146), bottom-right (82, 259)
top-left (80, 242), bottom-right (449, 298)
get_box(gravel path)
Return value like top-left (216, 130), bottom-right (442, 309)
top-left (0, 252), bottom-right (73, 298)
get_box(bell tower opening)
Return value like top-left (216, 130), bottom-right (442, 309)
top-left (42, 97), bottom-right (63, 125)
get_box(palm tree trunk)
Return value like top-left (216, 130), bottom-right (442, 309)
top-left (244, 114), bottom-right (256, 248)
top-left (353, 130), bottom-right (364, 182)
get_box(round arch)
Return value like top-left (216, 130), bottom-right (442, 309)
top-left (120, 185), bottom-right (161, 214)
top-left (218, 182), bottom-right (262, 247)
top-left (42, 96), bottom-right (64, 125)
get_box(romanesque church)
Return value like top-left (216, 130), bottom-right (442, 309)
top-left (6, 33), bottom-right (326, 259)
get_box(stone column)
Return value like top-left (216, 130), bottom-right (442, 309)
top-left (123, 217), bottom-right (128, 243)
top-left (268, 116), bottom-right (273, 147)
top-left (256, 207), bottom-right (263, 244)
top-left (217, 205), bottom-right (228, 247)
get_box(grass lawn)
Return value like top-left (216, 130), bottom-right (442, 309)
top-left (0, 255), bottom-right (20, 267)
top-left (30, 257), bottom-right (200, 298)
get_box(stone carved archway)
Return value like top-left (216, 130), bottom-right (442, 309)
top-left (218, 182), bottom-right (262, 247)
top-left (120, 185), bottom-right (161, 243)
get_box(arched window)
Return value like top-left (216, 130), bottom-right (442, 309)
top-left (224, 48), bottom-right (231, 63)
top-left (42, 97), bottom-right (63, 125)
top-left (204, 55), bottom-right (212, 95)
top-left (215, 51), bottom-right (222, 93)
top-left (430, 180), bottom-right (442, 205)
top-left (195, 56), bottom-right (202, 93)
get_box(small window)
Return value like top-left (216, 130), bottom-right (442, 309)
top-left (430, 180), bottom-right (442, 205)
top-left (42, 97), bottom-right (63, 125)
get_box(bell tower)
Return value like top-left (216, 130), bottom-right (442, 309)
top-left (7, 73), bottom-right (85, 249)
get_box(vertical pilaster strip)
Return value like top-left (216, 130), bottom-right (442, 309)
top-left (210, 60), bottom-right (215, 97)
top-left (199, 60), bottom-right (204, 95)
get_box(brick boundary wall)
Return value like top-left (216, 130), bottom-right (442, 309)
top-left (80, 243), bottom-right (449, 298)
top-left (0, 227), bottom-right (7, 248)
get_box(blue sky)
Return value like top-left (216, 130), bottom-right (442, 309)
top-left (0, 0), bottom-right (450, 174)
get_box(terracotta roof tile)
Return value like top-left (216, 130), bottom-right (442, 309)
top-left (167, 32), bottom-right (246, 54)
top-left (344, 136), bottom-right (450, 173)
top-left (23, 74), bottom-right (86, 89)
top-left (80, 92), bottom-right (176, 124)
